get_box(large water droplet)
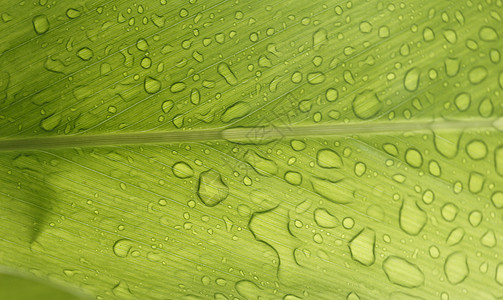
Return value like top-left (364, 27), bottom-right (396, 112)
top-left (144, 76), bottom-right (161, 94)
top-left (311, 177), bottom-right (353, 204)
top-left (399, 198), bottom-right (427, 235)
top-left (352, 91), bottom-right (382, 120)
top-left (468, 172), bottom-right (485, 194)
top-left (404, 68), bottom-right (420, 91)
top-left (197, 169), bottom-right (229, 207)
top-left (444, 252), bottom-right (469, 285)
top-left (348, 227), bottom-right (376, 266)
top-left (32, 15), bottom-right (49, 34)
top-left (383, 256), bottom-right (425, 288)
top-left (244, 150), bottom-right (278, 177)
top-left (494, 146), bottom-right (503, 176)
top-left (221, 101), bottom-right (251, 123)
top-left (468, 66), bottom-right (488, 84)
top-left (313, 208), bottom-right (338, 228)
top-left (479, 26), bottom-right (498, 41)
top-left (405, 148), bottom-right (423, 168)
top-left (217, 63), bottom-right (238, 85)
top-left (316, 149), bottom-right (343, 168)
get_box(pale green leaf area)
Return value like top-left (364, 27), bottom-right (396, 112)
top-left (0, 0), bottom-right (502, 299)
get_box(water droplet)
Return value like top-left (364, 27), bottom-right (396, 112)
top-left (170, 82), bottom-right (186, 93)
top-left (383, 256), bottom-right (425, 288)
top-left (311, 177), bottom-right (353, 204)
top-left (422, 189), bottom-right (435, 204)
top-left (378, 26), bottom-right (390, 38)
top-left (343, 217), bottom-right (355, 229)
top-left (172, 162), bottom-right (194, 179)
top-left (161, 100), bottom-right (173, 113)
top-left (468, 66), bottom-right (488, 84)
top-left (454, 93), bottom-right (470, 112)
top-left (113, 239), bottom-right (134, 257)
top-left (468, 172), bottom-right (485, 194)
top-left (429, 245), bottom-right (440, 259)
top-left (290, 140), bottom-right (306, 151)
top-left (221, 101), bottom-right (251, 123)
top-left (478, 98), bottom-right (493, 117)
top-left (359, 21), bottom-right (372, 33)
top-left (43, 57), bottom-right (66, 73)
top-left (469, 210), bottom-right (482, 227)
top-left (347, 292), bottom-right (361, 300)
top-left (316, 149), bottom-right (343, 168)
top-left (423, 27), bottom-right (435, 41)
top-left (480, 230), bottom-right (497, 248)
top-left (136, 38), bottom-right (149, 51)
top-left (399, 198), bottom-right (427, 235)
top-left (325, 88), bottom-right (339, 102)
top-left (405, 148), bottom-right (423, 168)
top-left (428, 160), bottom-right (441, 177)
top-left (446, 227), bottom-right (465, 246)
top-left (465, 140), bottom-right (487, 161)
top-left (404, 68), bottom-right (420, 92)
top-left (433, 131), bottom-right (460, 158)
top-left (284, 171), bottom-right (302, 185)
top-left (490, 49), bottom-right (501, 64)
top-left (72, 46), bottom-right (91, 62)
top-left (343, 70), bottom-right (355, 84)
top-left (479, 26), bottom-right (498, 41)
top-left (348, 227), bottom-right (376, 266)
top-left (443, 29), bottom-right (457, 44)
top-left (217, 63), bottom-right (238, 85)
top-left (494, 146), bottom-right (503, 176)
top-left (444, 57), bottom-right (460, 77)
top-left (244, 150), bottom-right (278, 177)
top-left (444, 252), bottom-right (469, 285)
top-left (313, 208), bottom-right (338, 228)
top-left (197, 169), bottom-right (229, 207)
top-left (496, 263), bottom-right (503, 285)
top-left (307, 72), bottom-right (325, 84)
top-left (40, 114), bottom-right (61, 131)
top-left (32, 15), bottom-right (49, 34)
top-left (354, 162), bottom-right (366, 177)
top-left (140, 57), bottom-right (152, 69)
top-left (491, 191), bottom-right (503, 208)
top-left (352, 90), bottom-right (382, 119)
top-left (383, 143), bottom-right (399, 156)
top-left (66, 8), bottom-right (81, 19)
top-left (441, 203), bottom-right (458, 222)
top-left (144, 76), bottom-right (161, 94)
top-left (258, 55), bottom-right (272, 68)
top-left (312, 28), bottom-right (327, 50)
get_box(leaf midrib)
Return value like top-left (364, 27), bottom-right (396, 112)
top-left (0, 118), bottom-right (498, 151)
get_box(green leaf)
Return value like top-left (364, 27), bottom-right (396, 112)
top-left (0, 0), bottom-right (502, 299)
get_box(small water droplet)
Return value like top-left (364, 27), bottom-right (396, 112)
top-left (172, 162), bottom-right (194, 179)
